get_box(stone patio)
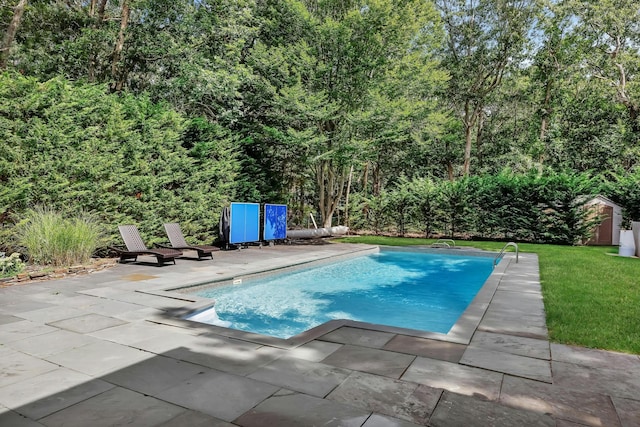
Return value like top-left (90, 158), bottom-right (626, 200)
top-left (0, 242), bottom-right (639, 426)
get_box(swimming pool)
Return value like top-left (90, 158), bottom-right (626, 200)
top-left (186, 249), bottom-right (496, 339)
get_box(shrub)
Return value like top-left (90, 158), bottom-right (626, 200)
top-left (536, 172), bottom-right (599, 244)
top-left (410, 177), bottom-right (440, 238)
top-left (387, 177), bottom-right (417, 237)
top-left (0, 74), bottom-right (239, 246)
top-left (0, 252), bottom-right (24, 278)
top-left (437, 179), bottom-right (471, 238)
top-left (608, 169), bottom-right (640, 224)
top-left (15, 207), bottom-right (103, 266)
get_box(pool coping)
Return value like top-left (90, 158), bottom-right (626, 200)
top-left (142, 245), bottom-right (512, 349)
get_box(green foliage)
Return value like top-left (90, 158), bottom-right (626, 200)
top-left (536, 172), bottom-right (600, 244)
top-left (566, 0), bottom-right (640, 133)
top-left (410, 177), bottom-right (440, 237)
top-left (0, 73), bottom-right (239, 247)
top-left (465, 171), bottom-right (600, 244)
top-left (607, 169), bottom-right (640, 223)
top-left (14, 207), bottom-right (103, 266)
top-left (386, 177), bottom-right (418, 237)
top-left (347, 170), bottom-right (602, 244)
top-left (241, 0), bottom-right (445, 227)
top-left (3, 0), bottom-right (640, 186)
top-left (349, 191), bottom-right (391, 235)
top-left (437, 178), bottom-right (471, 237)
top-left (545, 82), bottom-right (629, 172)
top-left (4, 0), bottom-right (640, 249)
top-left (436, 0), bottom-right (540, 175)
top-left (0, 252), bottom-right (24, 278)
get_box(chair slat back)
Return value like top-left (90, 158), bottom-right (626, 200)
top-left (164, 223), bottom-right (189, 248)
top-left (118, 225), bottom-right (148, 251)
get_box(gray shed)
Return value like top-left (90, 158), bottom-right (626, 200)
top-left (584, 195), bottom-right (623, 246)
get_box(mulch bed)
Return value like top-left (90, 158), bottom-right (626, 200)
top-left (0, 257), bottom-right (118, 288)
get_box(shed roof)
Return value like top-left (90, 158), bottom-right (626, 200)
top-left (586, 195), bottom-right (621, 208)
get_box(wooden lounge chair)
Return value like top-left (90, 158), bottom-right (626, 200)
top-left (111, 225), bottom-right (182, 265)
top-left (160, 223), bottom-right (218, 260)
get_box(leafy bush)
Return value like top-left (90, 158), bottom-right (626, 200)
top-left (347, 190), bottom-right (395, 235)
top-left (437, 178), bottom-right (471, 238)
top-left (607, 169), bottom-right (640, 225)
top-left (348, 171), bottom-right (603, 244)
top-left (0, 252), bottom-right (24, 278)
top-left (536, 172), bottom-right (599, 244)
top-left (15, 207), bottom-right (103, 266)
top-left (387, 177), bottom-right (418, 237)
top-left (410, 177), bottom-right (440, 238)
top-left (0, 74), bottom-right (239, 248)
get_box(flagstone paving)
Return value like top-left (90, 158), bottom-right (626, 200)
top-left (0, 243), bottom-right (639, 426)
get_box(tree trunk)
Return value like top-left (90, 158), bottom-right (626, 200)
top-left (538, 117), bottom-right (548, 161)
top-left (616, 61), bottom-right (640, 133)
top-left (627, 103), bottom-right (640, 134)
top-left (463, 125), bottom-right (472, 176)
top-left (476, 109), bottom-right (485, 170)
top-left (111, 0), bottom-right (130, 92)
top-left (372, 160), bottom-right (381, 197)
top-left (0, 0), bottom-right (27, 69)
top-left (462, 99), bottom-right (479, 177)
top-left (317, 159), bottom-right (346, 228)
top-left (344, 165), bottom-right (353, 228)
top-left (446, 161), bottom-right (454, 181)
top-left (539, 80), bottom-right (552, 142)
top-left (361, 162), bottom-right (369, 195)
top-left (538, 77), bottom-right (553, 172)
top-left (88, 0), bottom-right (109, 82)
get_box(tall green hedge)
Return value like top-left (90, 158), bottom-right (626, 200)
top-left (349, 170), bottom-right (613, 245)
top-left (0, 74), bottom-right (239, 251)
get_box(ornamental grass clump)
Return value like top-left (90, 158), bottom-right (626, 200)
top-left (15, 207), bottom-right (103, 267)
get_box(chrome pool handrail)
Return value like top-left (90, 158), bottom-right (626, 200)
top-left (431, 239), bottom-right (455, 248)
top-left (494, 242), bottom-right (518, 267)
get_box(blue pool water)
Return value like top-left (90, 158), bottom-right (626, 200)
top-left (189, 250), bottom-right (495, 339)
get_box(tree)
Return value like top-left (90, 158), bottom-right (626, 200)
top-left (436, 0), bottom-right (539, 176)
top-left (247, 0), bottom-right (445, 227)
top-left (545, 79), bottom-right (629, 172)
top-left (0, 0), bottom-right (27, 68)
top-left (567, 0), bottom-right (640, 135)
top-left (528, 0), bottom-right (578, 170)
top-left (354, 47), bottom-right (448, 196)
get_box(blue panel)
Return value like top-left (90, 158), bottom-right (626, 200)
top-left (230, 203), bottom-right (260, 244)
top-left (264, 204), bottom-right (287, 240)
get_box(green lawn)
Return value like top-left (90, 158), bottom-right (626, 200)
top-left (335, 236), bottom-right (640, 355)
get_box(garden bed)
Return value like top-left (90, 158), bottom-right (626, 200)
top-left (0, 257), bottom-right (118, 288)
